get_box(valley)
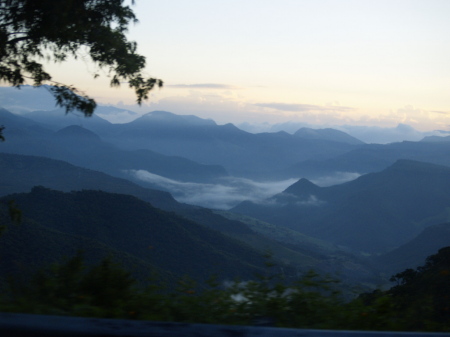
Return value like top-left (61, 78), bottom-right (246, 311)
top-left (0, 86), bottom-right (450, 294)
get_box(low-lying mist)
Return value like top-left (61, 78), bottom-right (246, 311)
top-left (311, 172), bottom-right (361, 187)
top-left (128, 170), bottom-right (361, 209)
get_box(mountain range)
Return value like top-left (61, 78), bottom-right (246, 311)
top-left (0, 152), bottom-right (381, 285)
top-left (51, 109), bottom-right (450, 183)
top-left (232, 159), bottom-right (450, 254)
top-left (0, 108), bottom-right (227, 184)
top-left (5, 100), bottom-right (450, 185)
top-left (372, 222), bottom-right (450, 275)
top-left (4, 106), bottom-right (361, 179)
top-left (283, 140), bottom-right (450, 180)
top-left (1, 88), bottom-right (450, 289)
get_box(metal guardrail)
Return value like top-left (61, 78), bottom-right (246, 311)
top-left (0, 312), bottom-right (449, 337)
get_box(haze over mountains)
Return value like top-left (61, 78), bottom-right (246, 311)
top-left (1, 85), bottom-right (450, 288)
top-left (232, 159), bottom-right (450, 253)
top-left (2, 85), bottom-right (445, 142)
top-left (6, 101), bottom-right (450, 209)
top-left (238, 121), bottom-right (436, 144)
top-left (0, 152), bottom-right (380, 285)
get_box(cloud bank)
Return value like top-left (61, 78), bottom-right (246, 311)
top-left (167, 83), bottom-right (238, 89)
top-left (128, 169), bottom-right (360, 209)
top-left (254, 102), bottom-right (354, 113)
top-left (128, 170), bottom-right (297, 209)
top-left (311, 172), bottom-right (361, 187)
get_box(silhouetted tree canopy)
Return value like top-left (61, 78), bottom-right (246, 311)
top-left (0, 0), bottom-right (162, 125)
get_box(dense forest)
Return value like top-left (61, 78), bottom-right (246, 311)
top-left (0, 244), bottom-right (449, 331)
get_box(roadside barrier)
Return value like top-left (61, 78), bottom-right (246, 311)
top-left (0, 312), bottom-right (449, 337)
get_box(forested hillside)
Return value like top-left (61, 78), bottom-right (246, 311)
top-left (0, 187), bottom-right (268, 283)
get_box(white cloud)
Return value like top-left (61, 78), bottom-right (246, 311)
top-left (93, 105), bottom-right (138, 124)
top-left (311, 172), bottom-right (361, 187)
top-left (296, 195), bottom-right (324, 206)
top-left (266, 192), bottom-right (325, 207)
top-left (127, 168), bottom-right (364, 209)
top-left (254, 102), bottom-right (354, 113)
top-left (167, 83), bottom-right (239, 89)
top-left (127, 169), bottom-right (297, 209)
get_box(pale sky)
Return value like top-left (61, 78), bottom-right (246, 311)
top-left (44, 0), bottom-right (450, 131)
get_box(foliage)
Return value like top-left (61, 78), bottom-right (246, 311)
top-left (3, 252), bottom-right (143, 318)
top-left (0, 200), bottom-right (21, 237)
top-left (386, 246), bottom-right (450, 330)
top-left (355, 246), bottom-right (450, 331)
top-left (1, 249), bottom-right (450, 332)
top-left (0, 253), bottom-right (344, 327)
top-left (0, 0), bottom-right (163, 139)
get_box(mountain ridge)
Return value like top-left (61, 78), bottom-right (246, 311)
top-left (294, 127), bottom-right (364, 145)
top-left (0, 187), bottom-right (269, 283)
top-left (232, 159), bottom-right (450, 253)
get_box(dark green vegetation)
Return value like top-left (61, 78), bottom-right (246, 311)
top-left (0, 0), bottom-right (162, 126)
top-left (363, 247), bottom-right (450, 331)
top-left (232, 160), bottom-right (450, 253)
top-left (0, 187), bottom-right (268, 283)
top-left (1, 247), bottom-right (449, 332)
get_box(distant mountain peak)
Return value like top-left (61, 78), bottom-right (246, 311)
top-left (284, 178), bottom-right (320, 196)
top-left (0, 107), bottom-right (41, 129)
top-left (54, 125), bottom-right (101, 142)
top-left (0, 107), bottom-right (15, 116)
top-left (293, 127), bottom-right (364, 145)
top-left (221, 123), bottom-right (241, 131)
top-left (420, 134), bottom-right (450, 143)
top-left (395, 123), bottom-right (416, 132)
top-left (135, 111), bottom-right (217, 127)
top-left (143, 110), bottom-right (175, 118)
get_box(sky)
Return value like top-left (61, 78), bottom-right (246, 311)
top-left (43, 0), bottom-right (450, 131)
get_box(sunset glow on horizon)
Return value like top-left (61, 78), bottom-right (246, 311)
top-left (41, 0), bottom-right (450, 131)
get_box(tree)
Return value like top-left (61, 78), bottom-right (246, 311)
top-left (0, 0), bottom-right (163, 138)
top-left (357, 247), bottom-right (450, 331)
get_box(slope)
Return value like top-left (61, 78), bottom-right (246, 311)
top-left (0, 152), bottom-right (381, 283)
top-left (0, 108), bottom-right (228, 183)
top-left (293, 127), bottom-right (364, 145)
top-left (285, 140), bottom-right (450, 180)
top-left (0, 187), bottom-right (268, 283)
top-left (232, 160), bottom-right (450, 253)
top-left (373, 222), bottom-right (450, 275)
top-left (90, 111), bottom-right (361, 179)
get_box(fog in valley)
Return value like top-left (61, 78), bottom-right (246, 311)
top-left (129, 169), bottom-right (360, 209)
